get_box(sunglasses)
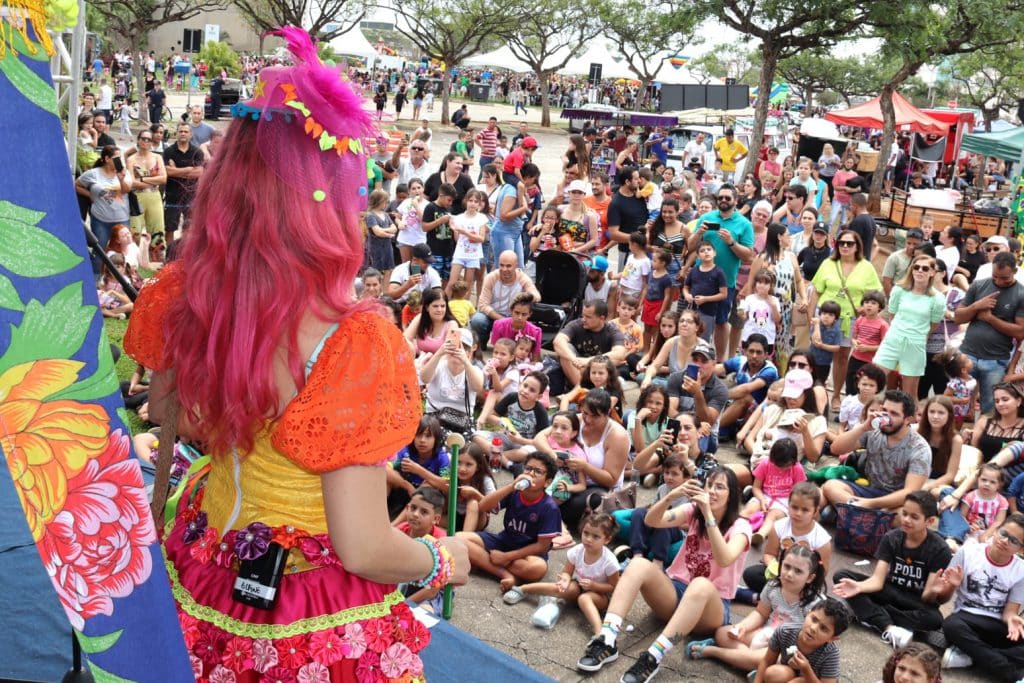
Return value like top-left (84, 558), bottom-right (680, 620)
top-left (789, 361), bottom-right (809, 369)
top-left (911, 264), bottom-right (933, 272)
top-left (785, 195), bottom-right (798, 200)
top-left (985, 246), bottom-right (1003, 252)
top-left (139, 137), bottom-right (153, 141)
top-left (837, 240), bottom-right (856, 247)
top-left (717, 196), bottom-right (733, 201)
top-left (411, 146), bottom-right (425, 150)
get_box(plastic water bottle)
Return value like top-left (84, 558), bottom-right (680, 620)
top-left (490, 437), bottom-right (503, 468)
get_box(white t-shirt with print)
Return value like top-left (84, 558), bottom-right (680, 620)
top-left (567, 544), bottom-right (619, 583)
top-left (452, 212), bottom-right (489, 261)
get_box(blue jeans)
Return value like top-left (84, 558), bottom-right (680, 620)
top-left (477, 156), bottom-right (494, 182)
top-left (470, 312), bottom-right (495, 349)
top-left (490, 224), bottom-right (524, 269)
top-left (938, 486), bottom-right (972, 542)
top-left (965, 353), bottom-right (1008, 414)
top-left (89, 217), bottom-right (122, 275)
top-left (514, 102), bottom-right (527, 115)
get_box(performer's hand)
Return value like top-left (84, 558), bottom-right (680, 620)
top-left (440, 536), bottom-right (471, 586)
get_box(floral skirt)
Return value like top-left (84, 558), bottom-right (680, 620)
top-left (165, 519), bottom-right (430, 682)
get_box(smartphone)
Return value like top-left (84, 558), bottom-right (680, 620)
top-left (410, 263), bottom-right (421, 276)
top-left (555, 450), bottom-right (570, 461)
top-left (685, 363), bottom-right (699, 381)
top-left (446, 327), bottom-right (461, 347)
top-left (113, 156), bottom-right (124, 173)
top-left (666, 418), bottom-right (681, 444)
top-left (702, 221), bottom-right (719, 231)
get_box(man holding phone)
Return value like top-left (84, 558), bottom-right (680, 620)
top-left (665, 339), bottom-right (729, 453)
top-left (387, 243), bottom-right (442, 302)
top-left (684, 183), bottom-right (754, 359)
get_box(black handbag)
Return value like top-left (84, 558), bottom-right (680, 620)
top-left (128, 191), bottom-right (142, 217)
top-left (432, 374), bottom-right (475, 437)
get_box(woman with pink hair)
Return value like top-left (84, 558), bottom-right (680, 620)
top-left (125, 28), bottom-right (468, 681)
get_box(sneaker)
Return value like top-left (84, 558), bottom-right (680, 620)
top-left (577, 635), bottom-right (619, 672)
top-left (882, 625), bottom-right (913, 649)
top-left (620, 651), bottom-right (660, 683)
top-left (742, 485), bottom-right (754, 503)
top-left (819, 505), bottom-right (837, 526)
top-left (941, 646), bottom-right (973, 669)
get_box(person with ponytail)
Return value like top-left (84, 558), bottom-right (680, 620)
top-left (124, 29), bottom-right (468, 680)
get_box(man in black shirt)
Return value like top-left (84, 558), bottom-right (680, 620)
top-left (847, 193), bottom-right (876, 260)
top-left (553, 300), bottom-right (626, 387)
top-left (92, 114), bottom-right (116, 148)
top-left (606, 166), bottom-right (647, 268)
top-left (146, 81), bottom-right (165, 125)
top-left (163, 122), bottom-right (204, 240)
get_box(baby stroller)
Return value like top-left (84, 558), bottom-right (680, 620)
top-left (531, 250), bottom-right (588, 350)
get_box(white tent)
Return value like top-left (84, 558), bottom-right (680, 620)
top-left (652, 60), bottom-right (702, 86)
top-left (558, 40), bottom-right (635, 79)
top-left (328, 25), bottom-right (377, 59)
top-left (462, 45), bottom-right (571, 73)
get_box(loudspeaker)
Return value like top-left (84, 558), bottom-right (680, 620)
top-left (589, 63), bottom-right (602, 85)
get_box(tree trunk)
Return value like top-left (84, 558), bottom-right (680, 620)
top-left (806, 87), bottom-right (815, 110)
top-left (868, 85), bottom-right (897, 215)
top-left (742, 42), bottom-right (780, 179)
top-left (984, 107), bottom-right (998, 132)
top-left (131, 35), bottom-right (148, 126)
top-left (258, 33), bottom-right (265, 56)
top-left (635, 78), bottom-right (651, 112)
top-left (440, 68), bottom-right (452, 125)
top-left (539, 70), bottom-right (551, 128)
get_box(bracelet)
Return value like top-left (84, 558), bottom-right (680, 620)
top-left (410, 535), bottom-right (454, 590)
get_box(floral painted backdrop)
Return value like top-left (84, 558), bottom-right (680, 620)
top-left (0, 4), bottom-right (192, 680)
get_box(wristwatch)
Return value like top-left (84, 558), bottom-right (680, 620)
top-left (706, 516), bottom-right (718, 529)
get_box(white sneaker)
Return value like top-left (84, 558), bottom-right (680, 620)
top-left (942, 646), bottom-right (973, 669)
top-left (882, 625), bottom-right (913, 649)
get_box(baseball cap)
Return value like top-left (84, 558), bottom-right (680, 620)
top-left (985, 235), bottom-right (1009, 247)
top-left (781, 369), bottom-right (814, 399)
top-left (906, 228), bottom-right (924, 240)
top-left (812, 222), bottom-right (829, 234)
top-left (411, 243), bottom-right (432, 260)
top-left (459, 328), bottom-right (475, 348)
top-left (521, 136), bottom-right (539, 149)
top-left (567, 179), bottom-right (589, 194)
top-left (588, 255), bottom-right (609, 272)
top-left (691, 339), bottom-right (716, 361)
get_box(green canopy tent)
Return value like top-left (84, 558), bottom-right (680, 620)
top-left (961, 126), bottom-right (1024, 161)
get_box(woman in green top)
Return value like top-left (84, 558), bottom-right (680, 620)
top-left (807, 230), bottom-right (883, 411)
top-left (872, 254), bottom-right (946, 398)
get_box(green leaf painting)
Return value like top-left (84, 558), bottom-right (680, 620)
top-left (0, 282), bottom-right (95, 376)
top-left (0, 200), bottom-right (82, 277)
top-left (0, 273), bottom-right (23, 311)
top-left (50, 330), bottom-right (120, 402)
top-left (75, 629), bottom-right (123, 654)
top-left (0, 53), bottom-right (58, 116)
top-left (86, 662), bottom-right (134, 683)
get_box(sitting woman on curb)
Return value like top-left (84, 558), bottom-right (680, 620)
top-left (575, 467), bottom-right (750, 683)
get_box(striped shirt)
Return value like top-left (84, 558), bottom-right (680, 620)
top-left (476, 127), bottom-right (498, 157)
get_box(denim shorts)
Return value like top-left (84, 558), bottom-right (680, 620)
top-left (845, 481), bottom-right (889, 499)
top-left (671, 578), bottom-right (730, 625)
top-left (716, 287), bottom-right (737, 325)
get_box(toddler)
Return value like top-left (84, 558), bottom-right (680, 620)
top-left (809, 301), bottom-right (842, 384)
top-left (447, 279), bottom-right (476, 327)
top-left (743, 438), bottom-right (808, 545)
top-left (936, 348), bottom-right (977, 427)
top-left (609, 295), bottom-right (644, 379)
top-left (938, 462), bottom-right (1008, 549)
top-left (837, 363), bottom-right (886, 431)
top-left (738, 271), bottom-right (781, 353)
top-left (845, 290), bottom-right (888, 396)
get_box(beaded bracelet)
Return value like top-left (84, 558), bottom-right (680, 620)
top-left (410, 535), bottom-right (454, 590)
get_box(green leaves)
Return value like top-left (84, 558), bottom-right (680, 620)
top-left (49, 329), bottom-right (120, 402)
top-left (76, 629), bottom-right (123, 654)
top-left (0, 201), bottom-right (82, 277)
top-left (0, 283), bottom-right (95, 376)
top-left (0, 53), bottom-right (58, 116)
top-left (0, 274), bottom-right (23, 311)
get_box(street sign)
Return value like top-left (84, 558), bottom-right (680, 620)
top-left (205, 24), bottom-right (221, 44)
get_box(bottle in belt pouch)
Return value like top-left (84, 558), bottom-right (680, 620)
top-left (491, 436), bottom-right (503, 468)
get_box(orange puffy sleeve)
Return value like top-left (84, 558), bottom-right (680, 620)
top-left (123, 263), bottom-right (185, 371)
top-left (273, 311), bottom-right (423, 472)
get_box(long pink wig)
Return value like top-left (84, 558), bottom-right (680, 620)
top-left (163, 28), bottom-right (376, 455)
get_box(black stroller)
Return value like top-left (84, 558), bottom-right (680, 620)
top-left (530, 250), bottom-right (589, 350)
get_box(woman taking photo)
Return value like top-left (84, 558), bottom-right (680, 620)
top-left (871, 254), bottom-right (945, 398)
top-left (123, 30), bottom-right (468, 679)
top-left (575, 467), bottom-right (750, 682)
top-left (76, 145), bottom-right (133, 272)
top-left (648, 197), bottom-right (689, 279)
top-left (740, 222), bottom-right (806, 371)
top-left (420, 326), bottom-right (485, 429)
top-left (424, 152), bottom-right (474, 211)
top-left (404, 287), bottom-right (459, 358)
top-left (537, 389), bottom-right (629, 532)
top-left (808, 230), bottom-right (883, 413)
top-left (640, 309), bottom-right (704, 389)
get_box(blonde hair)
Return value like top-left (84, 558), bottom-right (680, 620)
top-left (367, 188), bottom-right (390, 211)
top-left (898, 254), bottom-right (937, 295)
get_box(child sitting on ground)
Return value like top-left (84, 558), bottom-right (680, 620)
top-left (837, 363), bottom-right (886, 431)
top-left (609, 295), bottom-right (644, 380)
top-left (689, 545), bottom-right (826, 675)
top-left (396, 486), bottom-right (448, 612)
top-left (506, 513), bottom-right (620, 634)
top-left (457, 452), bottom-right (562, 593)
top-left (753, 597), bottom-right (851, 683)
top-left (880, 643), bottom-right (942, 683)
top-left (401, 288), bottom-right (423, 328)
top-left (742, 438), bottom-right (808, 546)
top-left (447, 279), bottom-right (476, 327)
top-left (455, 443), bottom-right (496, 532)
top-left (559, 355), bottom-right (625, 421)
top-left (938, 461), bottom-right (1008, 549)
top-left (476, 337), bottom-right (518, 420)
top-left (475, 371), bottom-right (550, 473)
top-left (620, 454), bottom-right (688, 569)
top-left (386, 415), bottom-right (451, 519)
top-left (533, 410), bottom-right (587, 501)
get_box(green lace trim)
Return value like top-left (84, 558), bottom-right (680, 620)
top-left (166, 554), bottom-right (404, 639)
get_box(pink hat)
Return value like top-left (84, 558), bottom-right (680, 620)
top-left (781, 369), bottom-right (813, 399)
top-left (231, 27), bottom-right (375, 209)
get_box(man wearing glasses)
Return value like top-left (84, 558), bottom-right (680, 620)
top-left (882, 228), bottom-right (923, 296)
top-left (954, 250), bottom-right (1024, 415)
top-left (392, 136), bottom-right (431, 187)
top-left (973, 235), bottom-right (1024, 285)
top-left (684, 184), bottom-right (755, 359)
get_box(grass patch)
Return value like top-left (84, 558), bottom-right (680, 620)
top-left (103, 316), bottom-right (148, 436)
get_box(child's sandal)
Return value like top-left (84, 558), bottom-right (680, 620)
top-left (502, 586), bottom-right (526, 605)
top-left (686, 637), bottom-right (714, 660)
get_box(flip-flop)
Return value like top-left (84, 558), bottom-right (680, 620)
top-left (502, 586), bottom-right (526, 605)
top-left (686, 637), bottom-right (714, 660)
top-left (552, 527), bottom-right (574, 549)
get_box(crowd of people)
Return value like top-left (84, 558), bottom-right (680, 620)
top-left (96, 33), bottom-right (1024, 681)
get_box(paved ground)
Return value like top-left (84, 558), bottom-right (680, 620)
top-left (150, 92), bottom-right (988, 683)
